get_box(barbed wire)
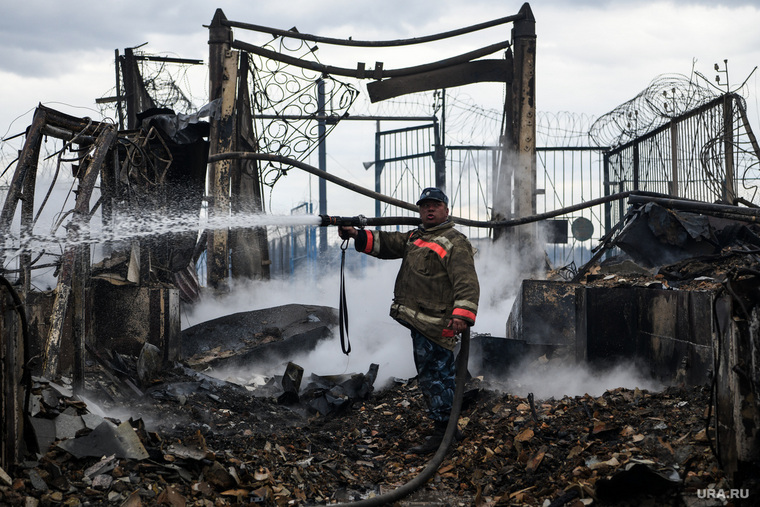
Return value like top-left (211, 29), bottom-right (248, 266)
top-left (96, 50), bottom-right (207, 125)
top-left (587, 69), bottom-right (760, 203)
top-left (537, 111), bottom-right (597, 148)
top-left (589, 73), bottom-right (718, 149)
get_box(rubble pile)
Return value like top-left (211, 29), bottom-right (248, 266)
top-left (0, 363), bottom-right (728, 507)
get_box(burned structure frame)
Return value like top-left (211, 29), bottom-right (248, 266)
top-left (205, 3), bottom-right (537, 287)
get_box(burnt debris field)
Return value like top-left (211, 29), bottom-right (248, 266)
top-left (5, 348), bottom-right (729, 506)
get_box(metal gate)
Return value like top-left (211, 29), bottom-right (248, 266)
top-left (372, 123), bottom-right (495, 241)
top-left (268, 202), bottom-right (317, 278)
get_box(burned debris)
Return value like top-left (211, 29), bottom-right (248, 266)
top-left (493, 194), bottom-right (760, 503)
top-left (0, 355), bottom-right (738, 506)
top-left (181, 304), bottom-right (337, 372)
top-left (5, 246), bottom-right (759, 506)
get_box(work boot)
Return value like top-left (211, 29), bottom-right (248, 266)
top-left (410, 420), bottom-right (462, 455)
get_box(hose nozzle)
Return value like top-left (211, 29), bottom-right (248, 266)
top-left (319, 214), bottom-right (368, 227)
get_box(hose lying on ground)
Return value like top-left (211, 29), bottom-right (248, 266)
top-left (334, 327), bottom-right (470, 506)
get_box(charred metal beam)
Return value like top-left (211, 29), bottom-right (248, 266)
top-left (121, 48), bottom-right (157, 129)
top-left (42, 126), bottom-right (117, 379)
top-left (223, 12), bottom-right (525, 47)
top-left (207, 9), bottom-right (236, 289)
top-left (367, 59), bottom-right (511, 102)
top-left (94, 95), bottom-right (124, 104)
top-left (18, 123), bottom-right (42, 293)
top-left (503, 2), bottom-right (537, 255)
top-left (256, 114), bottom-right (436, 122)
top-left (41, 124), bottom-right (96, 145)
top-left (114, 49), bottom-right (125, 129)
top-left (39, 105), bottom-right (104, 137)
top-left (494, 3), bottom-right (536, 249)
top-left (0, 108), bottom-right (46, 240)
top-left (71, 240), bottom-right (89, 390)
top-left (230, 52), bottom-right (270, 280)
top-left (131, 55), bottom-right (203, 65)
top-left (628, 194), bottom-right (760, 218)
top-left (231, 38), bottom-right (510, 80)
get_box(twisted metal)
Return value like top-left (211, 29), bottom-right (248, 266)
top-left (246, 37), bottom-right (360, 189)
top-left (96, 50), bottom-right (204, 123)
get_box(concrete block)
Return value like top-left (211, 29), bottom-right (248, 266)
top-left (506, 280), bottom-right (580, 346)
top-left (90, 281), bottom-right (180, 362)
top-left (575, 286), bottom-right (713, 385)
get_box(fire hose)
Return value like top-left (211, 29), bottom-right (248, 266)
top-left (324, 215), bottom-right (469, 505)
top-left (334, 327), bottom-right (470, 507)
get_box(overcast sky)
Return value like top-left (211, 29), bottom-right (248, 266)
top-left (2, 0), bottom-right (760, 214)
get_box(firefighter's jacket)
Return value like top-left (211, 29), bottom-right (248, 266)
top-left (353, 219), bottom-right (479, 350)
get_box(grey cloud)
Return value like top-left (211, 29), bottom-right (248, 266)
top-left (3, 0), bottom-right (758, 79)
top-left (0, 1), bottom-right (212, 77)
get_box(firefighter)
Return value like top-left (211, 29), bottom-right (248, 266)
top-left (338, 187), bottom-right (480, 454)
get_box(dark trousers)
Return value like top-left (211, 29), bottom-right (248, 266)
top-left (410, 327), bottom-right (456, 423)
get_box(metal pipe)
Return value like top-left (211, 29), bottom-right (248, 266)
top-left (223, 13), bottom-right (525, 47)
top-left (210, 152), bottom-right (675, 229)
top-left (628, 194), bottom-right (760, 217)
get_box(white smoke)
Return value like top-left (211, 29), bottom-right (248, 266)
top-left (504, 359), bottom-right (663, 399)
top-left (182, 228), bottom-right (522, 390)
top-left (183, 255), bottom-right (418, 388)
top-left (183, 223), bottom-right (663, 398)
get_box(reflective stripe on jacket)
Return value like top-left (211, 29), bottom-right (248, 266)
top-left (354, 220), bottom-right (479, 350)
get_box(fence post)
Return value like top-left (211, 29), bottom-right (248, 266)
top-left (670, 121), bottom-right (679, 197)
top-left (724, 94), bottom-right (736, 203)
top-left (207, 9), bottom-right (237, 289)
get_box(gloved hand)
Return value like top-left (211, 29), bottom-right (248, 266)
top-left (448, 317), bottom-right (468, 335)
top-left (338, 226), bottom-right (358, 240)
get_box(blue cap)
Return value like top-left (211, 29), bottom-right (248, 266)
top-left (416, 187), bottom-right (449, 206)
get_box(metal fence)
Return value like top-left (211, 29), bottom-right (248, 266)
top-left (268, 202), bottom-right (317, 278)
top-left (270, 87), bottom-right (760, 275)
top-left (538, 146), bottom-right (608, 268)
top-left (372, 121), bottom-right (611, 269)
top-left (370, 122), bottom-right (609, 267)
top-left (603, 94), bottom-right (760, 232)
top-left (372, 123), bottom-right (496, 241)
